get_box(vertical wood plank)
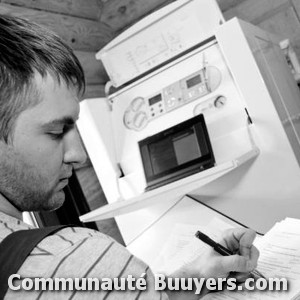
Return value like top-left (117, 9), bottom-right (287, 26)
top-left (75, 165), bottom-right (124, 245)
top-left (84, 84), bottom-right (106, 99)
top-left (74, 51), bottom-right (109, 85)
top-left (2, 0), bottom-right (103, 20)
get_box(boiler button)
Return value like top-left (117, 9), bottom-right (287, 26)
top-left (214, 96), bottom-right (227, 108)
top-left (188, 91), bottom-right (195, 98)
top-left (131, 97), bottom-right (145, 112)
top-left (123, 111), bottom-right (133, 129)
top-left (167, 99), bottom-right (175, 107)
top-left (133, 112), bottom-right (147, 129)
top-left (165, 89), bottom-right (172, 96)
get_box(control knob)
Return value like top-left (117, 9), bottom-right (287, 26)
top-left (214, 96), bottom-right (227, 108)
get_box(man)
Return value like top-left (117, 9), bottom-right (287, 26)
top-left (0, 15), bottom-right (259, 299)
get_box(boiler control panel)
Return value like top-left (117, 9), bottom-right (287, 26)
top-left (123, 65), bottom-right (222, 131)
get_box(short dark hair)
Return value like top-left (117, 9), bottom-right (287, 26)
top-left (0, 14), bottom-right (85, 142)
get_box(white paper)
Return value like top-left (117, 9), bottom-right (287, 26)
top-left (151, 217), bottom-right (234, 274)
top-left (204, 218), bottom-right (300, 299)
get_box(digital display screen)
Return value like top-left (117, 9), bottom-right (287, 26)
top-left (149, 138), bottom-right (175, 175)
top-left (173, 130), bottom-right (202, 165)
top-left (148, 94), bottom-right (162, 106)
top-left (186, 74), bottom-right (201, 88)
top-left (148, 128), bottom-right (203, 175)
top-left (139, 114), bottom-right (215, 190)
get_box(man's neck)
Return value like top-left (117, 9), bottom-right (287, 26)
top-left (0, 194), bottom-right (22, 220)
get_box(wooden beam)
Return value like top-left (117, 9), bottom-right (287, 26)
top-left (0, 3), bottom-right (114, 51)
top-left (222, 0), bottom-right (289, 23)
top-left (258, 5), bottom-right (300, 37)
top-left (1, 0), bottom-right (103, 20)
top-left (100, 0), bottom-right (174, 31)
top-left (217, 0), bottom-right (248, 12)
top-left (74, 51), bottom-right (109, 85)
top-left (100, 0), bottom-right (250, 33)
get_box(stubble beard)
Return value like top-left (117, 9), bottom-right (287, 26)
top-left (0, 145), bottom-right (65, 212)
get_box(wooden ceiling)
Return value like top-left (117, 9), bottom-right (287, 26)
top-left (0, 0), bottom-right (246, 97)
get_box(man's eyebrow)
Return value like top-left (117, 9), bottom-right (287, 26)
top-left (41, 117), bottom-right (76, 129)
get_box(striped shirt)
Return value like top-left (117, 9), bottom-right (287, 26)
top-left (0, 212), bottom-right (168, 300)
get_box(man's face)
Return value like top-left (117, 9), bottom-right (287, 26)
top-left (0, 74), bottom-right (86, 212)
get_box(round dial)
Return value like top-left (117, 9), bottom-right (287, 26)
top-left (214, 95), bottom-right (227, 108)
top-left (123, 97), bottom-right (149, 130)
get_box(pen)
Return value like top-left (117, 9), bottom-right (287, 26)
top-left (195, 230), bottom-right (266, 279)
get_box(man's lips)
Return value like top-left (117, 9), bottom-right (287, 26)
top-left (60, 171), bottom-right (72, 181)
top-left (57, 178), bottom-right (69, 190)
top-left (58, 172), bottom-right (72, 189)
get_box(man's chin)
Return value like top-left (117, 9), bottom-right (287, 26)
top-left (44, 190), bottom-right (66, 211)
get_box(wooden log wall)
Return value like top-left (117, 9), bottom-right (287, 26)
top-left (0, 0), bottom-right (110, 99)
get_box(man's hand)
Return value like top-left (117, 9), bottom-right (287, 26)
top-left (184, 228), bottom-right (259, 279)
top-left (166, 228), bottom-right (259, 299)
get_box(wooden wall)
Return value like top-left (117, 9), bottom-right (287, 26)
top-left (0, 0), bottom-right (110, 99)
top-left (1, 0), bottom-right (300, 241)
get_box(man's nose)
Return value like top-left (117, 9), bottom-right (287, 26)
top-left (63, 129), bottom-right (87, 166)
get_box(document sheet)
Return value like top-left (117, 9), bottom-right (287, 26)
top-left (153, 217), bottom-right (300, 300)
top-left (151, 217), bottom-right (234, 275)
